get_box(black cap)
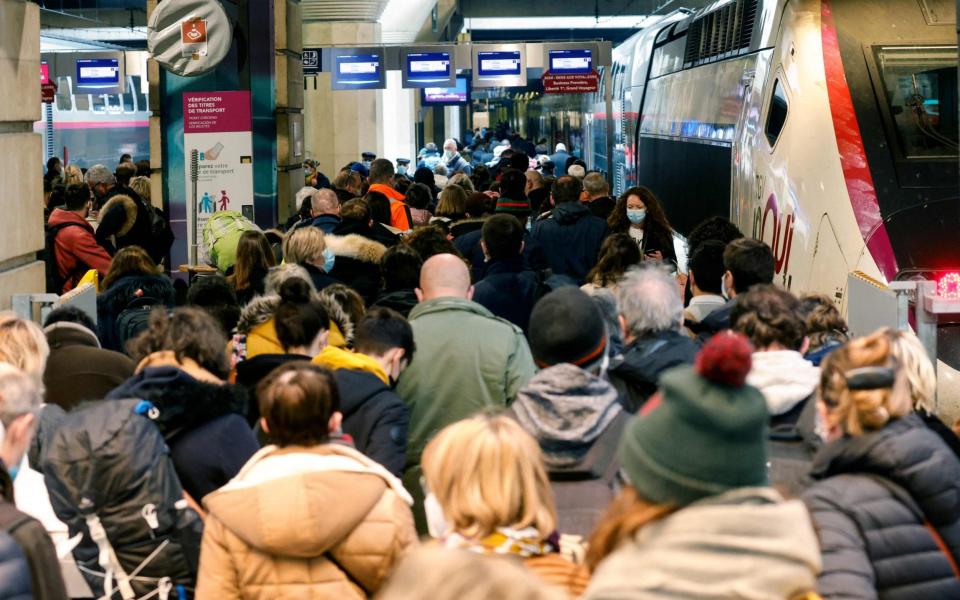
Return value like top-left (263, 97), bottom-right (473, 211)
top-left (397, 158), bottom-right (410, 165)
top-left (361, 152), bottom-right (377, 160)
top-left (528, 287), bottom-right (607, 371)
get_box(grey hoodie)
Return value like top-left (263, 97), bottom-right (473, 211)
top-left (512, 363), bottom-right (622, 469)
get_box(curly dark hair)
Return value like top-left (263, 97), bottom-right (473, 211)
top-left (585, 234), bottom-right (642, 288)
top-left (730, 285), bottom-right (805, 351)
top-left (403, 225), bottom-right (464, 262)
top-left (126, 307), bottom-right (229, 377)
top-left (798, 294), bottom-right (849, 349)
top-left (607, 187), bottom-right (673, 249)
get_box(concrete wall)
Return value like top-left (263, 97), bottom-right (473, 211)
top-left (0, 1), bottom-right (43, 309)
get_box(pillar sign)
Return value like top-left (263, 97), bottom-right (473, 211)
top-left (182, 91), bottom-right (254, 263)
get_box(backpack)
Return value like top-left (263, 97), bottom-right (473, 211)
top-left (137, 199), bottom-right (175, 262)
top-left (115, 296), bottom-right (160, 352)
top-left (0, 504), bottom-right (37, 600)
top-left (42, 399), bottom-right (203, 600)
top-left (43, 222), bottom-right (87, 294)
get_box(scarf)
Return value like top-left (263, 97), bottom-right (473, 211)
top-left (443, 527), bottom-right (553, 558)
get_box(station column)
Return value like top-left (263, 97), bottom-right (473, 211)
top-left (301, 17), bottom-right (384, 179)
top-left (0, 0), bottom-right (42, 308)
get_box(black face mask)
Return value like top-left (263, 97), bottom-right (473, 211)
top-left (389, 375), bottom-right (399, 390)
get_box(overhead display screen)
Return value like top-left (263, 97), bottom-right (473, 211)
top-left (332, 50), bottom-right (386, 90)
top-left (549, 49), bottom-right (593, 74)
top-left (407, 52), bottom-right (451, 84)
top-left (422, 77), bottom-right (469, 105)
top-left (477, 51), bottom-right (522, 77)
top-left (76, 58), bottom-right (120, 87)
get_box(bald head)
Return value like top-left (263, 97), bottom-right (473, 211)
top-left (312, 188), bottom-right (340, 216)
top-left (417, 254), bottom-right (472, 301)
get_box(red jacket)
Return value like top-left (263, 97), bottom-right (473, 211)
top-left (367, 183), bottom-right (411, 231)
top-left (48, 208), bottom-right (113, 292)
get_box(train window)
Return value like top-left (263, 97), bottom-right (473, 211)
top-left (765, 79), bottom-right (788, 147)
top-left (73, 93), bottom-right (89, 111)
top-left (875, 46), bottom-right (958, 159)
top-left (651, 35), bottom-right (687, 78)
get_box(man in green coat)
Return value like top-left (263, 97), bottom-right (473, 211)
top-left (397, 253), bottom-right (536, 532)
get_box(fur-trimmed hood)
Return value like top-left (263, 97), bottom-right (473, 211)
top-left (98, 193), bottom-right (138, 237)
top-left (324, 234), bottom-right (387, 265)
top-left (236, 290), bottom-right (354, 343)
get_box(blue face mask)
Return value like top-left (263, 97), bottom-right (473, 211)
top-left (397, 166), bottom-right (407, 176)
top-left (323, 247), bottom-right (336, 273)
top-left (627, 208), bottom-right (646, 225)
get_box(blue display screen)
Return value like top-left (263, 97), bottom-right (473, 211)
top-left (549, 49), bottom-right (593, 75)
top-left (335, 54), bottom-right (383, 86)
top-left (423, 77), bottom-right (469, 104)
top-left (477, 51), bottom-right (522, 78)
top-left (76, 58), bottom-right (120, 87)
top-left (407, 52), bottom-right (451, 84)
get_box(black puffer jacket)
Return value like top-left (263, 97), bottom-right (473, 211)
top-left (608, 330), bottom-right (697, 413)
top-left (334, 368), bottom-right (409, 477)
top-left (802, 413), bottom-right (960, 599)
top-left (106, 365), bottom-right (260, 500)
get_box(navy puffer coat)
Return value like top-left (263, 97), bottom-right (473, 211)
top-left (802, 412), bottom-right (960, 599)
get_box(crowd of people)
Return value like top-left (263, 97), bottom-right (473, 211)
top-left (6, 147), bottom-right (959, 599)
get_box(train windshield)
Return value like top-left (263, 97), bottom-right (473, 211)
top-left (875, 45), bottom-right (958, 159)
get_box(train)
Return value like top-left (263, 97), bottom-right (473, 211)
top-left (581, 0), bottom-right (958, 409)
top-left (585, 0), bottom-right (957, 294)
top-left (35, 72), bottom-right (150, 169)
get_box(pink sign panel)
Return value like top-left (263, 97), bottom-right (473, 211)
top-left (183, 91), bottom-right (251, 133)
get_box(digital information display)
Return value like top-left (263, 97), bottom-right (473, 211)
top-left (423, 77), bottom-right (469, 105)
top-left (549, 49), bottom-right (593, 74)
top-left (76, 58), bottom-right (120, 87)
top-left (332, 51), bottom-right (386, 90)
top-left (406, 52), bottom-right (451, 84)
top-left (477, 51), bottom-right (522, 77)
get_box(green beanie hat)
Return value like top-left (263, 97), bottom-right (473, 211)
top-left (620, 331), bottom-right (769, 506)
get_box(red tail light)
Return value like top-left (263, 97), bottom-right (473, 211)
top-left (938, 272), bottom-right (960, 299)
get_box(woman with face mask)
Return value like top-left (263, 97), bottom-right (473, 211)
top-left (606, 186), bottom-right (677, 268)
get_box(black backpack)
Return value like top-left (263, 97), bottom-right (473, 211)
top-left (115, 296), bottom-right (160, 352)
top-left (43, 222), bottom-right (87, 294)
top-left (136, 198), bottom-right (175, 263)
top-left (42, 399), bottom-right (203, 599)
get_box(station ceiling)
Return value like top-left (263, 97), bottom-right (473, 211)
top-left (33, 0), bottom-right (717, 50)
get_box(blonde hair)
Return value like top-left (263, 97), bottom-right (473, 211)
top-left (422, 414), bottom-right (557, 540)
top-left (0, 312), bottom-right (50, 381)
top-left (377, 546), bottom-right (565, 600)
top-left (63, 164), bottom-right (83, 185)
top-left (884, 328), bottom-right (936, 413)
top-left (435, 185), bottom-right (468, 219)
top-left (819, 330), bottom-right (912, 436)
top-left (130, 175), bottom-right (151, 204)
top-left (283, 226), bottom-right (326, 266)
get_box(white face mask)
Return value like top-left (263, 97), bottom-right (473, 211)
top-left (721, 274), bottom-right (730, 300)
top-left (424, 492), bottom-right (450, 538)
top-left (443, 150), bottom-right (457, 160)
